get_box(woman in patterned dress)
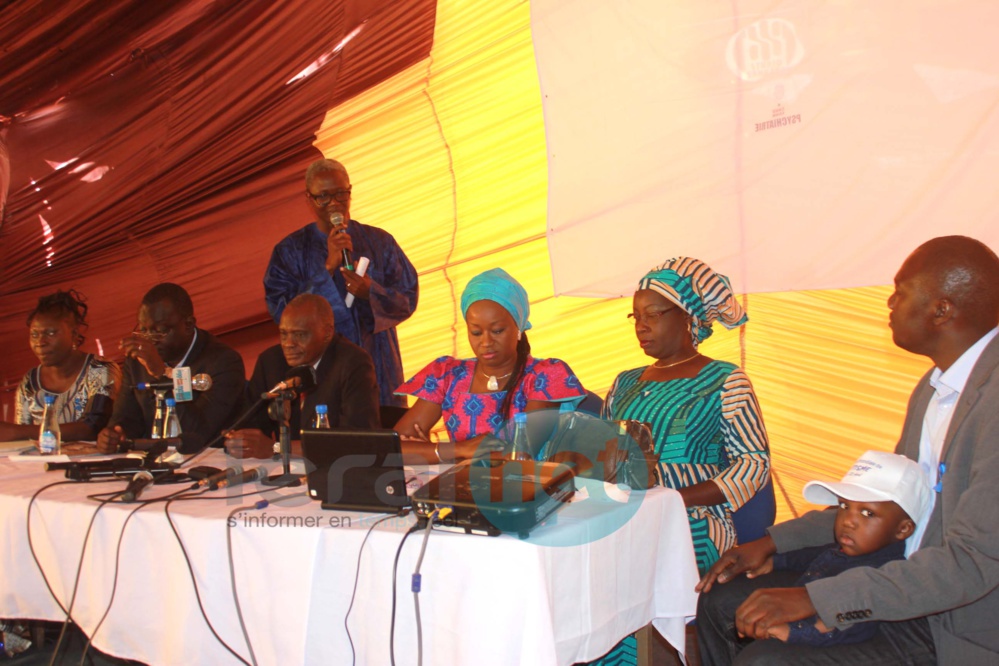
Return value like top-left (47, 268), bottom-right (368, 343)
top-left (395, 268), bottom-right (585, 462)
top-left (0, 290), bottom-right (120, 442)
top-left (589, 258), bottom-right (772, 666)
top-left (605, 257), bottom-right (771, 574)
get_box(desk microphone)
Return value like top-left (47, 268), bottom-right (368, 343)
top-left (121, 470), bottom-right (155, 502)
top-left (137, 374), bottom-right (213, 391)
top-left (196, 466), bottom-right (243, 489)
top-left (262, 365), bottom-right (316, 399)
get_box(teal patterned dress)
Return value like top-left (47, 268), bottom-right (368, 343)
top-left (586, 360), bottom-right (770, 666)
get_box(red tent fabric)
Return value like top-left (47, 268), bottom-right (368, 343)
top-left (0, 0), bottom-right (437, 411)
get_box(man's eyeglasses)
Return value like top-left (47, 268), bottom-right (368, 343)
top-left (627, 309), bottom-right (676, 326)
top-left (306, 187), bottom-right (352, 207)
top-left (132, 324), bottom-right (167, 342)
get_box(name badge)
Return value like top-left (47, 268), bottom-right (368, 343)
top-left (172, 367), bottom-right (193, 402)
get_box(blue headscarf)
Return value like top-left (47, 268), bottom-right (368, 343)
top-left (638, 257), bottom-right (747, 346)
top-left (460, 268), bottom-right (532, 332)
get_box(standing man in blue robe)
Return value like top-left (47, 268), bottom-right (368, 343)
top-left (263, 158), bottom-right (419, 408)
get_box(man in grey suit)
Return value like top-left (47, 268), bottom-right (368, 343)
top-left (696, 235), bottom-right (999, 665)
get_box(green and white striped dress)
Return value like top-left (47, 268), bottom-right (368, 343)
top-left (604, 359), bottom-right (770, 574)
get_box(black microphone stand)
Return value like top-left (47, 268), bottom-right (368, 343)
top-left (261, 389), bottom-right (301, 488)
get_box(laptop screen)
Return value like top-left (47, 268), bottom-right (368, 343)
top-left (300, 428), bottom-right (410, 513)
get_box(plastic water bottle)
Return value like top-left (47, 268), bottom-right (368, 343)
top-left (313, 404), bottom-right (331, 429)
top-left (162, 397), bottom-right (182, 438)
top-left (535, 401), bottom-right (575, 462)
top-left (38, 394), bottom-right (61, 455)
top-left (507, 411), bottom-right (533, 461)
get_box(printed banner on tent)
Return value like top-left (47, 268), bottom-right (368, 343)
top-left (534, 0), bottom-right (999, 297)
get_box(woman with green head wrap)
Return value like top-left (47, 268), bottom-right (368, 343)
top-left (394, 268), bottom-right (585, 462)
top-left (606, 257), bottom-right (771, 574)
top-left (587, 258), bottom-right (771, 666)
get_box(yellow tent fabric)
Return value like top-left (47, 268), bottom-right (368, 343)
top-left (314, 1), bottom-right (933, 523)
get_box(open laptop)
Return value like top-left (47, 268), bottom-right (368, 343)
top-left (301, 428), bottom-right (410, 514)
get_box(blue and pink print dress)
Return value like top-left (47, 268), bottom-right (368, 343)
top-left (395, 355), bottom-right (585, 442)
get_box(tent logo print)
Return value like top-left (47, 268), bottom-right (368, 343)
top-left (726, 18), bottom-right (805, 82)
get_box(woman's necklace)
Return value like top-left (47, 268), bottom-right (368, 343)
top-left (482, 371), bottom-right (513, 391)
top-left (652, 352), bottom-right (700, 370)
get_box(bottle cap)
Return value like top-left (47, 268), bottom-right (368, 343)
top-left (166, 398), bottom-right (176, 407)
top-left (316, 404), bottom-right (328, 414)
top-left (44, 394), bottom-right (55, 405)
top-left (514, 411), bottom-right (527, 424)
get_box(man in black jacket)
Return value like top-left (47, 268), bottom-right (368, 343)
top-left (225, 293), bottom-right (380, 458)
top-left (97, 283), bottom-right (245, 454)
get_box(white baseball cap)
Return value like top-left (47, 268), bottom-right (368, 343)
top-left (802, 450), bottom-right (932, 524)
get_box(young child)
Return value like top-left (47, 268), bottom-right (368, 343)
top-left (762, 450), bottom-right (932, 646)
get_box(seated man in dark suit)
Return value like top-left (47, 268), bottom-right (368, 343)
top-left (97, 283), bottom-right (246, 454)
top-left (225, 293), bottom-right (380, 458)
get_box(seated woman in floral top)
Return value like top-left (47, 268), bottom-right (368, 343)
top-left (0, 289), bottom-right (120, 442)
top-left (394, 268), bottom-right (585, 463)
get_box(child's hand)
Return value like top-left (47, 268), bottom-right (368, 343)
top-left (767, 623), bottom-right (790, 642)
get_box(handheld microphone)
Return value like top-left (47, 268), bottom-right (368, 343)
top-left (262, 365), bottom-right (317, 399)
top-left (211, 467), bottom-right (266, 490)
top-left (121, 470), bottom-right (155, 502)
top-left (46, 460), bottom-right (85, 471)
top-left (137, 373), bottom-right (213, 391)
top-left (330, 212), bottom-right (353, 271)
top-left (196, 466), bottom-right (243, 489)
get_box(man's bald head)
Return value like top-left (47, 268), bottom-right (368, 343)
top-left (908, 236), bottom-right (999, 332)
top-left (285, 293), bottom-right (335, 329)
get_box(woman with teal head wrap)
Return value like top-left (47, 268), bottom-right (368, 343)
top-left (394, 268), bottom-right (584, 463)
top-left (459, 267), bottom-right (533, 334)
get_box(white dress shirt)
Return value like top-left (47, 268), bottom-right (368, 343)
top-left (910, 326), bottom-right (999, 554)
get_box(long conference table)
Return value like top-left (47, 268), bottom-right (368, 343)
top-left (0, 446), bottom-right (699, 665)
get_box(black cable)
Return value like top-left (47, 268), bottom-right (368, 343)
top-left (30, 472), bottom-right (293, 665)
top-left (42, 487), bottom-right (115, 666)
top-left (225, 504), bottom-right (260, 666)
top-left (222, 492), bottom-right (308, 666)
top-left (85, 490), bottom-right (129, 501)
top-left (201, 396), bottom-right (269, 450)
top-left (163, 494), bottom-right (253, 666)
top-left (26, 466), bottom-right (271, 665)
top-left (171, 487), bottom-right (290, 503)
top-left (390, 523), bottom-right (423, 666)
top-left (79, 485), bottom-right (201, 666)
top-left (345, 514), bottom-right (398, 665)
top-left (25, 480), bottom-right (118, 639)
top-left (411, 517), bottom-right (437, 666)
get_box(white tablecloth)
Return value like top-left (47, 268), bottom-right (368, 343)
top-left (0, 450), bottom-right (699, 665)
